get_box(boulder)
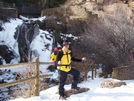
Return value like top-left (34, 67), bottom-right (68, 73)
top-left (100, 80), bottom-right (126, 88)
top-left (68, 5), bottom-right (89, 19)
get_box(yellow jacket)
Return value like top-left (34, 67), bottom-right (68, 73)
top-left (57, 48), bottom-right (72, 72)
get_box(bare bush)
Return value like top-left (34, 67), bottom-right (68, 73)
top-left (80, 5), bottom-right (134, 73)
top-left (12, 65), bottom-right (35, 99)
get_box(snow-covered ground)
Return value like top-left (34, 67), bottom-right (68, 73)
top-left (9, 73), bottom-right (134, 101)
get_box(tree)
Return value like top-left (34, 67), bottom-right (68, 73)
top-left (0, 0), bottom-right (67, 8)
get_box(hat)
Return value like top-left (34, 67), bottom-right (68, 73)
top-left (63, 41), bottom-right (71, 46)
top-left (63, 42), bottom-right (69, 46)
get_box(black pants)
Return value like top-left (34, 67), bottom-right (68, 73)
top-left (58, 68), bottom-right (80, 97)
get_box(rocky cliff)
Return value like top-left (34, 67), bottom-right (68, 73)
top-left (41, 0), bottom-right (134, 35)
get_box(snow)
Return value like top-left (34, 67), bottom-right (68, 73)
top-left (30, 29), bottom-right (53, 72)
top-left (0, 19), bottom-right (23, 63)
top-left (31, 29), bottom-right (53, 62)
top-left (19, 15), bottom-right (46, 23)
top-left (9, 75), bottom-right (134, 101)
top-left (60, 33), bottom-right (79, 40)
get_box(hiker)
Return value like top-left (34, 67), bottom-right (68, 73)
top-left (56, 41), bottom-right (86, 99)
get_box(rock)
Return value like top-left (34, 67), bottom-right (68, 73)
top-left (68, 5), bottom-right (89, 19)
top-left (65, 88), bottom-right (90, 97)
top-left (56, 87), bottom-right (90, 97)
top-left (82, 2), bottom-right (98, 12)
top-left (100, 80), bottom-right (126, 88)
top-left (0, 45), bottom-right (16, 64)
top-left (112, 65), bottom-right (134, 80)
top-left (0, 79), bottom-right (5, 84)
top-left (77, 0), bottom-right (85, 4)
top-left (47, 65), bottom-right (55, 72)
top-left (103, 3), bottom-right (133, 16)
top-left (96, 0), bottom-right (104, 4)
top-left (129, 1), bottom-right (134, 10)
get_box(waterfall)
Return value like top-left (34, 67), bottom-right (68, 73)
top-left (14, 22), bottom-right (40, 62)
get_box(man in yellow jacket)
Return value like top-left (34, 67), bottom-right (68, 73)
top-left (56, 41), bottom-right (86, 99)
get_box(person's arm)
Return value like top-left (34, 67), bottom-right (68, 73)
top-left (71, 57), bottom-right (82, 62)
top-left (71, 51), bottom-right (82, 62)
top-left (56, 51), bottom-right (63, 65)
top-left (71, 52), bottom-right (86, 62)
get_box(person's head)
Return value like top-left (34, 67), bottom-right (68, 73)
top-left (62, 42), bottom-right (70, 49)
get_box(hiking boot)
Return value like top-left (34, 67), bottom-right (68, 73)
top-left (71, 86), bottom-right (81, 90)
top-left (59, 96), bottom-right (66, 100)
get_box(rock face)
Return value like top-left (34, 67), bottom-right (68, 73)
top-left (41, 3), bottom-right (96, 20)
top-left (41, 0), bottom-right (134, 36)
top-left (100, 80), bottom-right (126, 88)
top-left (41, 0), bottom-right (134, 20)
top-left (129, 1), bottom-right (134, 10)
top-left (41, 4), bottom-right (97, 36)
